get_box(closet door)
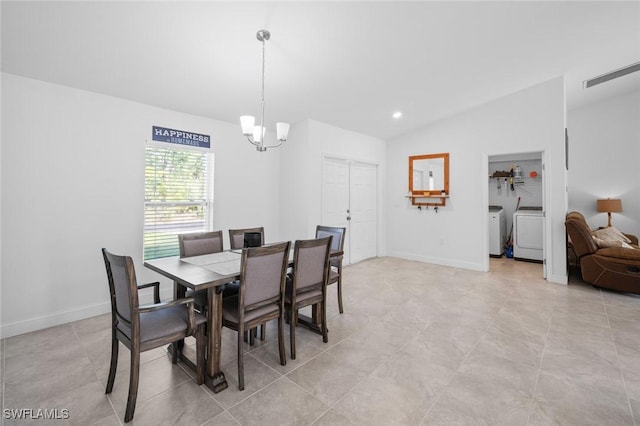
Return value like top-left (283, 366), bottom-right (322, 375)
top-left (322, 157), bottom-right (377, 265)
top-left (322, 157), bottom-right (351, 264)
top-left (349, 162), bottom-right (377, 263)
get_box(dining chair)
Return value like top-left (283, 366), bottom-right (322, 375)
top-left (229, 227), bottom-right (265, 250)
top-left (221, 241), bottom-right (290, 390)
top-left (102, 248), bottom-right (206, 423)
top-left (228, 227), bottom-right (266, 343)
top-left (285, 236), bottom-right (332, 359)
top-left (179, 230), bottom-right (223, 257)
top-left (178, 231), bottom-right (238, 311)
top-left (315, 225), bottom-right (347, 313)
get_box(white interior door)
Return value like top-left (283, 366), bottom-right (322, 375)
top-left (322, 157), bottom-right (351, 264)
top-left (322, 157), bottom-right (377, 265)
top-left (350, 162), bottom-right (377, 263)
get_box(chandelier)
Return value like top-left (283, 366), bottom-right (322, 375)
top-left (240, 30), bottom-right (290, 152)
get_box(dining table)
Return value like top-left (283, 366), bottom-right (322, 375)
top-left (144, 250), bottom-right (241, 392)
top-left (144, 246), bottom-right (342, 393)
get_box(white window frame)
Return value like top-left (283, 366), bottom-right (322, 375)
top-left (144, 142), bottom-right (214, 260)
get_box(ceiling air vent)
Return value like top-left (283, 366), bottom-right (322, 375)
top-left (583, 62), bottom-right (640, 88)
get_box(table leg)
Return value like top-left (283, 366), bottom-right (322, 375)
top-left (206, 286), bottom-right (228, 393)
top-left (175, 281), bottom-right (186, 353)
top-left (174, 281), bottom-right (186, 300)
top-left (297, 303), bottom-right (323, 335)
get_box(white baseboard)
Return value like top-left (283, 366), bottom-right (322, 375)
top-left (547, 273), bottom-right (568, 285)
top-left (1, 302), bottom-right (111, 339)
top-left (1, 288), bottom-right (174, 339)
top-left (386, 251), bottom-right (485, 272)
top-left (386, 251), bottom-right (568, 285)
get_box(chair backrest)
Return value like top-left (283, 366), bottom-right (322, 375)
top-left (229, 227), bottom-right (265, 250)
top-left (243, 232), bottom-right (262, 248)
top-left (102, 248), bottom-right (139, 334)
top-left (565, 213), bottom-right (599, 257)
top-left (315, 225), bottom-right (346, 253)
top-left (179, 230), bottom-right (224, 258)
top-left (239, 241), bottom-right (290, 311)
top-left (291, 236), bottom-right (332, 293)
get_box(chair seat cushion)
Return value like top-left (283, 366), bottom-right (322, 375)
top-left (117, 304), bottom-right (206, 345)
top-left (222, 296), bottom-right (279, 324)
top-left (186, 289), bottom-right (208, 310)
top-left (285, 279), bottom-right (322, 305)
top-left (597, 247), bottom-right (640, 261)
top-left (187, 281), bottom-right (240, 312)
top-left (291, 288), bottom-right (322, 305)
top-left (222, 281), bottom-right (240, 298)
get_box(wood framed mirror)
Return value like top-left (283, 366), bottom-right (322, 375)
top-left (409, 152), bottom-right (449, 195)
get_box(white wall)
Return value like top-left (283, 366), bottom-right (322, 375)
top-left (279, 120), bottom-right (311, 242)
top-left (567, 89), bottom-right (640, 236)
top-left (0, 73), bottom-right (282, 337)
top-left (386, 77), bottom-right (567, 283)
top-left (1, 72), bottom-right (573, 336)
top-left (280, 119), bottom-right (386, 256)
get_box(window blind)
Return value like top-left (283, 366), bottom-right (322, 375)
top-left (144, 146), bottom-right (212, 260)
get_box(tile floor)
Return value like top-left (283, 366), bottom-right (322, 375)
top-left (2, 257), bottom-right (640, 425)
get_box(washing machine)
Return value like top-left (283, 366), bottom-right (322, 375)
top-left (488, 205), bottom-right (506, 257)
top-left (513, 207), bottom-right (543, 262)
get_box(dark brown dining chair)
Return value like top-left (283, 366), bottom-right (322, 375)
top-left (315, 225), bottom-right (347, 313)
top-left (228, 227), bottom-right (266, 343)
top-left (221, 241), bottom-right (290, 390)
top-left (102, 248), bottom-right (206, 423)
top-left (179, 230), bottom-right (223, 257)
top-left (229, 227), bottom-right (265, 250)
top-left (178, 231), bottom-right (238, 310)
top-left (285, 236), bottom-right (332, 359)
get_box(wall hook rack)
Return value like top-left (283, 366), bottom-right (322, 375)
top-left (405, 193), bottom-right (449, 207)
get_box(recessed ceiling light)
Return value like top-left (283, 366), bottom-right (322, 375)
top-left (392, 111), bottom-right (402, 119)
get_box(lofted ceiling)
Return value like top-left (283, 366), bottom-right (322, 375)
top-left (2, 1), bottom-right (639, 140)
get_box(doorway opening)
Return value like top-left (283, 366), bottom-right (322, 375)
top-left (486, 150), bottom-right (546, 279)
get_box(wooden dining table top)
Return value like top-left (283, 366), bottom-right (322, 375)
top-left (144, 247), bottom-right (343, 290)
top-left (144, 251), bottom-right (240, 290)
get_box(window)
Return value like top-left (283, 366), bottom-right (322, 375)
top-left (144, 145), bottom-right (213, 260)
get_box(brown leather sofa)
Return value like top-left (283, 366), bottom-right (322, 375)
top-left (565, 211), bottom-right (640, 293)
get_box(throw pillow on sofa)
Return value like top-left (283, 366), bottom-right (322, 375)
top-left (593, 236), bottom-right (634, 249)
top-left (592, 226), bottom-right (633, 249)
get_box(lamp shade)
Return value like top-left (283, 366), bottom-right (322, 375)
top-left (240, 116), bottom-right (255, 136)
top-left (597, 198), bottom-right (622, 213)
top-left (252, 125), bottom-right (264, 143)
top-left (276, 122), bottom-right (290, 142)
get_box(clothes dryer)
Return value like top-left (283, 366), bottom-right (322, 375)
top-left (513, 207), bottom-right (543, 262)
